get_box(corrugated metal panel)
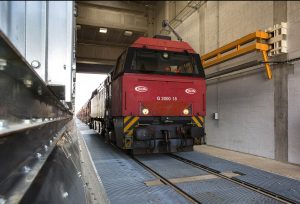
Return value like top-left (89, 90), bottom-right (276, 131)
top-left (0, 1), bottom-right (75, 103)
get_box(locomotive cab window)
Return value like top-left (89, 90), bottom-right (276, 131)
top-left (130, 49), bottom-right (205, 77)
top-left (113, 50), bottom-right (127, 78)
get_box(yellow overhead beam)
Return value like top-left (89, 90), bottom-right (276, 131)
top-left (201, 31), bottom-right (272, 79)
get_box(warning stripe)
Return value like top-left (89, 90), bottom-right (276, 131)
top-left (124, 116), bottom-right (132, 125)
top-left (198, 116), bottom-right (204, 123)
top-left (192, 116), bottom-right (205, 127)
top-left (123, 116), bottom-right (139, 133)
top-left (127, 129), bottom-right (134, 136)
top-left (192, 116), bottom-right (202, 127)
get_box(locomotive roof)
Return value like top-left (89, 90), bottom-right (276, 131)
top-left (130, 37), bottom-right (196, 54)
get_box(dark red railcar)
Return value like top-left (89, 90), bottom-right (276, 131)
top-left (76, 100), bottom-right (91, 126)
top-left (79, 35), bottom-right (206, 154)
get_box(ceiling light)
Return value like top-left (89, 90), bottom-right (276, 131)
top-left (99, 28), bottom-right (107, 34)
top-left (124, 30), bottom-right (133, 36)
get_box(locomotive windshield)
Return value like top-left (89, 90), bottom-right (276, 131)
top-left (130, 49), bottom-right (204, 76)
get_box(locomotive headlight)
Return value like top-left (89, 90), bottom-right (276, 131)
top-left (162, 52), bottom-right (169, 59)
top-left (183, 108), bottom-right (189, 115)
top-left (142, 108), bottom-right (149, 115)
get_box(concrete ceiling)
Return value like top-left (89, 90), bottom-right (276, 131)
top-left (75, 1), bottom-right (154, 73)
top-left (77, 24), bottom-right (145, 47)
top-left (77, 1), bottom-right (156, 13)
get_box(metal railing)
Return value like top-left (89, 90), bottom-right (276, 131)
top-left (201, 31), bottom-right (272, 79)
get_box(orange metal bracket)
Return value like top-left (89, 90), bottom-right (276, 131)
top-left (262, 50), bottom-right (272, 79)
top-left (201, 31), bottom-right (272, 79)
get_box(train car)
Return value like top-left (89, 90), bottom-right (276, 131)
top-left (79, 35), bottom-right (206, 154)
top-left (77, 100), bottom-right (91, 126)
top-left (89, 76), bottom-right (111, 132)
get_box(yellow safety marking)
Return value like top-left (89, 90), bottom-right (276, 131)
top-left (127, 129), bottom-right (134, 136)
top-left (198, 116), bottom-right (204, 123)
top-left (124, 117), bottom-right (139, 132)
top-left (192, 116), bottom-right (202, 127)
top-left (124, 116), bottom-right (132, 124)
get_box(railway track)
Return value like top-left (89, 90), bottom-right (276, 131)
top-left (132, 156), bottom-right (200, 204)
top-left (133, 153), bottom-right (298, 204)
top-left (107, 136), bottom-right (298, 204)
top-left (169, 154), bottom-right (298, 204)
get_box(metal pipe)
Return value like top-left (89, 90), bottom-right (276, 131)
top-left (206, 60), bottom-right (261, 79)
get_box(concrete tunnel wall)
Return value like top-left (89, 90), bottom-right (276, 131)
top-left (154, 1), bottom-right (300, 164)
top-left (287, 1), bottom-right (300, 165)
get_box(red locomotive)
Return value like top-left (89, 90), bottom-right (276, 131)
top-left (77, 35), bottom-right (206, 154)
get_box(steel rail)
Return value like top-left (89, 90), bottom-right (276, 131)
top-left (169, 153), bottom-right (298, 204)
top-left (132, 156), bottom-right (201, 204)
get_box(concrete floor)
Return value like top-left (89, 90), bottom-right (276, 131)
top-left (194, 145), bottom-right (300, 181)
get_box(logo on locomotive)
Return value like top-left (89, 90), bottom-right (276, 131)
top-left (135, 86), bottom-right (148, 92)
top-left (185, 88), bottom-right (197, 94)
